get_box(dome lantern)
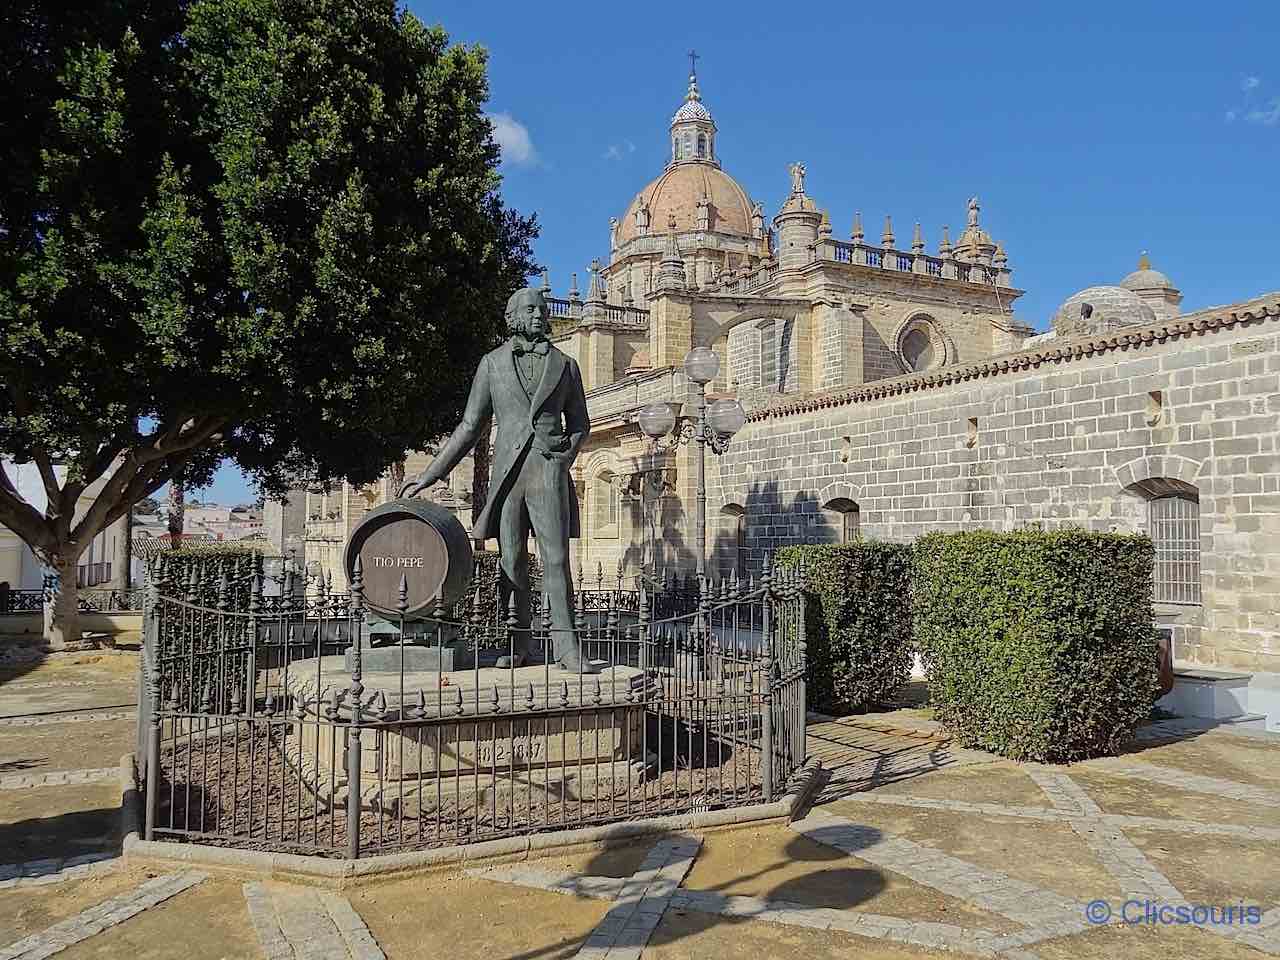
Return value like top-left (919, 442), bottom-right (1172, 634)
top-left (670, 53), bottom-right (718, 167)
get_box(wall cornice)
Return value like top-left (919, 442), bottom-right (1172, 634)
top-left (746, 293), bottom-right (1280, 423)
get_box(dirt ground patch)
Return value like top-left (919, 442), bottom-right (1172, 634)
top-left (861, 759), bottom-right (1052, 808)
top-left (0, 784), bottom-right (121, 864)
top-left (1112, 734), bottom-right (1280, 789)
top-left (1124, 828), bottom-right (1280, 908)
top-left (680, 825), bottom-right (1018, 934)
top-left (822, 800), bottom-right (1126, 904)
top-left (1067, 768), bottom-right (1279, 830)
top-left (55, 877), bottom-right (258, 960)
top-left (352, 873), bottom-right (606, 960)
top-left (0, 720), bottom-right (136, 775)
top-left (647, 910), bottom-right (942, 959)
top-left (1034, 919), bottom-right (1273, 959)
top-left (0, 865), bottom-right (144, 943)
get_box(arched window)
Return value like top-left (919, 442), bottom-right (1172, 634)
top-left (823, 498), bottom-right (860, 543)
top-left (672, 136), bottom-right (680, 160)
top-left (593, 473), bottom-right (618, 538)
top-left (721, 504), bottom-right (748, 577)
top-left (683, 132), bottom-right (692, 158)
top-left (696, 133), bottom-right (707, 158)
top-left (1123, 478), bottom-right (1201, 605)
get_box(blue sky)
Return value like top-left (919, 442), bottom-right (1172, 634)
top-left (198, 0), bottom-right (1278, 505)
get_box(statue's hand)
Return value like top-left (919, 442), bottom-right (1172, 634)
top-left (397, 472), bottom-right (437, 499)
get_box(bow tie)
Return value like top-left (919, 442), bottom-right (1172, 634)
top-left (513, 338), bottom-right (549, 357)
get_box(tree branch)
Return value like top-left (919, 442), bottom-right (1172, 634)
top-left (0, 479), bottom-right (56, 556)
top-left (70, 418), bottom-right (227, 546)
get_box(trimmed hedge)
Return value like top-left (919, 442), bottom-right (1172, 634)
top-left (913, 529), bottom-right (1158, 762)
top-left (777, 542), bottom-right (914, 714)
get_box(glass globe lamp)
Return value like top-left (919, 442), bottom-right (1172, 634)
top-left (683, 346), bottom-right (720, 386)
top-left (707, 398), bottom-right (747, 437)
top-left (636, 402), bottom-right (677, 439)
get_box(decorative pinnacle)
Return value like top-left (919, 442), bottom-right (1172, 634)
top-left (819, 209), bottom-right (832, 237)
top-left (568, 271), bottom-right (580, 301)
top-left (912, 221), bottom-right (924, 254)
top-left (851, 211), bottom-right (864, 243)
top-left (540, 268), bottom-right (550, 293)
top-left (939, 225), bottom-right (953, 256)
top-left (1138, 251), bottom-right (1152, 270)
top-left (881, 215), bottom-right (895, 249)
top-left (586, 258), bottom-right (605, 302)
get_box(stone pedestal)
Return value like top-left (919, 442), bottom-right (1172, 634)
top-left (283, 657), bottom-right (657, 812)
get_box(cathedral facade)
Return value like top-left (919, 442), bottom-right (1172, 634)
top-left (276, 67), bottom-right (1279, 680)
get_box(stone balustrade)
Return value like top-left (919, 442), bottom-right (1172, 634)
top-left (546, 296), bottom-right (649, 329)
top-left (816, 238), bottom-right (1013, 288)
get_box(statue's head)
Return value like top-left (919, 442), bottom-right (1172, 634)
top-left (505, 287), bottom-right (550, 340)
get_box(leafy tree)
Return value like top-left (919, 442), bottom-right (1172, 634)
top-left (133, 496), bottom-right (160, 516)
top-left (0, 0), bottom-right (537, 645)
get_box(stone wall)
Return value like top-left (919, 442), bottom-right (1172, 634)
top-left (708, 293), bottom-right (1280, 673)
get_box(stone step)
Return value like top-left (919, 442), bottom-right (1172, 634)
top-left (1157, 666), bottom-right (1253, 722)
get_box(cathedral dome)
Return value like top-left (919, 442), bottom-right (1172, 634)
top-left (1120, 254), bottom-right (1175, 292)
top-left (616, 160), bottom-right (754, 246)
top-left (1053, 285), bottom-right (1156, 338)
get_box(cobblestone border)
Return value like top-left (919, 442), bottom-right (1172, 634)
top-left (0, 710), bottom-right (135, 728)
top-left (121, 755), bottom-right (822, 887)
top-left (0, 855), bottom-right (119, 890)
top-left (0, 871), bottom-right (206, 960)
top-left (0, 768), bottom-right (119, 791)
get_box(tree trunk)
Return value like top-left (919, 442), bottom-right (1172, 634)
top-left (167, 477), bottom-right (185, 548)
top-left (111, 511), bottom-right (133, 590)
top-left (44, 554), bottom-right (81, 649)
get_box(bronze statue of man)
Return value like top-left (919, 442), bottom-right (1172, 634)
top-left (398, 287), bottom-right (594, 672)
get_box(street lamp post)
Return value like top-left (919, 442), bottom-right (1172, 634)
top-left (636, 346), bottom-right (746, 582)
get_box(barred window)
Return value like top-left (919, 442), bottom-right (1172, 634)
top-left (1151, 495), bottom-right (1200, 605)
top-left (823, 498), bottom-right (860, 542)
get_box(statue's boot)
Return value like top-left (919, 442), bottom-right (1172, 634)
top-left (496, 634), bottom-right (533, 670)
top-left (557, 644), bottom-right (601, 675)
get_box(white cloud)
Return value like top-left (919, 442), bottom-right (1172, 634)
top-left (1242, 75), bottom-right (1261, 92)
top-left (1246, 98), bottom-right (1280, 126)
top-left (602, 139), bottom-right (636, 161)
top-left (487, 112), bottom-right (537, 166)
top-left (1225, 109), bottom-right (1237, 123)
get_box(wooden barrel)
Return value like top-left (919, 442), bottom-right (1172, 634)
top-left (343, 498), bottom-right (473, 617)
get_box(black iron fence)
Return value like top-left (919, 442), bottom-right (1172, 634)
top-left (0, 585), bottom-right (145, 614)
top-left (137, 559), bottom-right (807, 858)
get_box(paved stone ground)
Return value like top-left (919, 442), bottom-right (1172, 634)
top-left (4, 643), bottom-right (1280, 959)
